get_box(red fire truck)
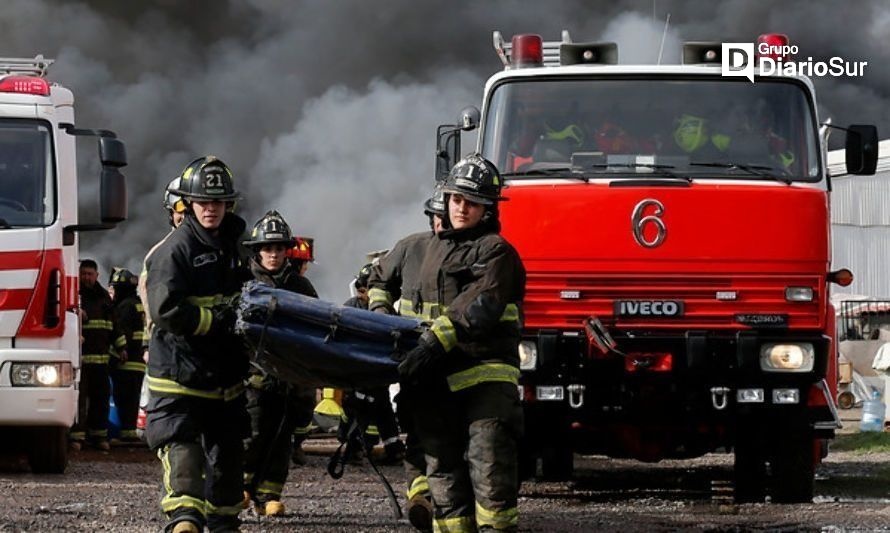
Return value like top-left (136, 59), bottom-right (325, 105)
top-left (0, 56), bottom-right (127, 473)
top-left (436, 32), bottom-right (877, 502)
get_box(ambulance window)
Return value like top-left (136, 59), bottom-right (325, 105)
top-left (0, 121), bottom-right (54, 226)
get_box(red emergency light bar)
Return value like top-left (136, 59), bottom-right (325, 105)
top-left (0, 75), bottom-right (50, 96)
top-left (511, 34), bottom-right (543, 67)
top-left (756, 33), bottom-right (791, 62)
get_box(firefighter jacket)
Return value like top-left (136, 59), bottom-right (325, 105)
top-left (80, 283), bottom-right (123, 365)
top-left (139, 230), bottom-right (175, 351)
top-left (246, 257), bottom-right (317, 389)
top-left (414, 221), bottom-right (526, 392)
top-left (112, 287), bottom-right (147, 372)
top-left (367, 231), bottom-right (433, 315)
top-left (146, 213), bottom-right (250, 400)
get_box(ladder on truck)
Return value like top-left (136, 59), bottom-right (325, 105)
top-left (0, 55), bottom-right (53, 77)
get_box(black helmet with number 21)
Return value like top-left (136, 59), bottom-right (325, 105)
top-left (171, 155), bottom-right (240, 202)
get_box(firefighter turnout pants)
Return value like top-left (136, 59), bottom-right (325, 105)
top-left (414, 381), bottom-right (523, 532)
top-left (244, 382), bottom-right (315, 503)
top-left (398, 384), bottom-right (429, 501)
top-left (71, 362), bottom-right (111, 444)
top-left (111, 366), bottom-right (145, 440)
top-left (146, 393), bottom-right (248, 532)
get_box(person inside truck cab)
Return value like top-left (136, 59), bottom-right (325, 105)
top-left (509, 113), bottom-right (587, 170)
top-left (0, 145), bottom-right (39, 216)
top-left (673, 104), bottom-right (796, 172)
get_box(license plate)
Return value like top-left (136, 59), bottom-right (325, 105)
top-left (614, 300), bottom-right (684, 317)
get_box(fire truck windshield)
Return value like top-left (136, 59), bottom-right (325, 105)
top-left (0, 120), bottom-right (55, 227)
top-left (482, 77), bottom-right (820, 182)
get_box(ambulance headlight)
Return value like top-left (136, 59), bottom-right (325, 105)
top-left (518, 341), bottom-right (538, 370)
top-left (11, 363), bottom-right (74, 386)
top-left (759, 343), bottom-right (814, 372)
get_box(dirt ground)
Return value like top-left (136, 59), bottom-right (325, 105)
top-left (0, 409), bottom-right (887, 532)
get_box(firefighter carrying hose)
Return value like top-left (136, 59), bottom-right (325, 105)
top-left (341, 263), bottom-right (406, 467)
top-left (109, 268), bottom-right (146, 442)
top-left (392, 155), bottom-right (526, 532)
top-left (368, 186), bottom-right (446, 531)
top-left (144, 156), bottom-right (250, 533)
top-left (242, 210), bottom-right (319, 516)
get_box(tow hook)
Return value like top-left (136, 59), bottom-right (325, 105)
top-left (710, 386), bottom-right (730, 410)
top-left (567, 384), bottom-right (586, 409)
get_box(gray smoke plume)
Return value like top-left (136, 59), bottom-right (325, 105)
top-left (0, 0), bottom-right (885, 298)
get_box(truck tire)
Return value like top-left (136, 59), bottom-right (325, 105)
top-left (541, 445), bottom-right (574, 481)
top-left (769, 429), bottom-right (815, 503)
top-left (734, 435), bottom-right (766, 503)
top-left (28, 426), bottom-right (68, 474)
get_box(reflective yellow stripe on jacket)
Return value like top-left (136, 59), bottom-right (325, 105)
top-left (186, 294), bottom-right (237, 336)
top-left (446, 363), bottom-right (519, 392)
top-left (427, 303), bottom-right (520, 352)
top-left (431, 316), bottom-right (459, 352)
top-left (119, 361), bottom-right (146, 372)
top-left (147, 375), bottom-right (244, 401)
top-left (398, 299), bottom-right (446, 319)
top-left (83, 320), bottom-right (113, 330)
top-left (368, 288), bottom-right (392, 308)
top-left (82, 354), bottom-right (111, 364)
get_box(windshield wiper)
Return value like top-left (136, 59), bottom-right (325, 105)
top-left (689, 161), bottom-right (791, 184)
top-left (501, 167), bottom-right (588, 181)
top-left (0, 219), bottom-right (11, 229)
top-left (586, 163), bottom-right (691, 183)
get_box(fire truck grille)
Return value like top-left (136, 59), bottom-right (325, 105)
top-left (521, 273), bottom-right (823, 331)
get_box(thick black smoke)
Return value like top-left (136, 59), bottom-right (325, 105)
top-left (0, 0), bottom-right (884, 298)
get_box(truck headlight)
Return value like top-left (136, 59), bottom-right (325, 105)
top-left (784, 287), bottom-right (814, 302)
top-left (759, 343), bottom-right (814, 372)
top-left (11, 363), bottom-right (74, 387)
top-left (518, 341), bottom-right (537, 370)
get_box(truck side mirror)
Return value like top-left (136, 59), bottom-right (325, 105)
top-left (459, 106), bottom-right (480, 132)
top-left (100, 167), bottom-right (127, 224)
top-left (99, 137), bottom-right (127, 167)
top-left (845, 124), bottom-right (878, 175)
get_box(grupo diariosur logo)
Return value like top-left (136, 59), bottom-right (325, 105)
top-left (721, 42), bottom-right (867, 82)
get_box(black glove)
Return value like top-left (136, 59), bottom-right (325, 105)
top-left (208, 305), bottom-right (237, 336)
top-left (397, 333), bottom-right (446, 382)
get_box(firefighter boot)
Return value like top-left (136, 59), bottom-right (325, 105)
top-left (407, 493), bottom-right (433, 532)
top-left (171, 520), bottom-right (200, 533)
top-left (264, 500), bottom-right (285, 516)
top-left (382, 440), bottom-right (406, 465)
top-left (291, 444), bottom-right (307, 466)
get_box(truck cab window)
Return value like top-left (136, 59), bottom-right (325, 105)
top-left (0, 121), bottom-right (54, 226)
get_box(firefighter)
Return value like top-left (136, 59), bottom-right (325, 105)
top-left (135, 177), bottom-right (188, 442)
top-left (396, 154), bottom-right (525, 532)
top-left (341, 264), bottom-right (405, 466)
top-left (139, 176), bottom-right (188, 355)
top-left (109, 268), bottom-right (146, 443)
top-left (71, 259), bottom-right (124, 452)
top-left (144, 156), bottom-right (250, 533)
top-left (242, 210), bottom-right (318, 516)
top-left (365, 186), bottom-right (446, 531)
